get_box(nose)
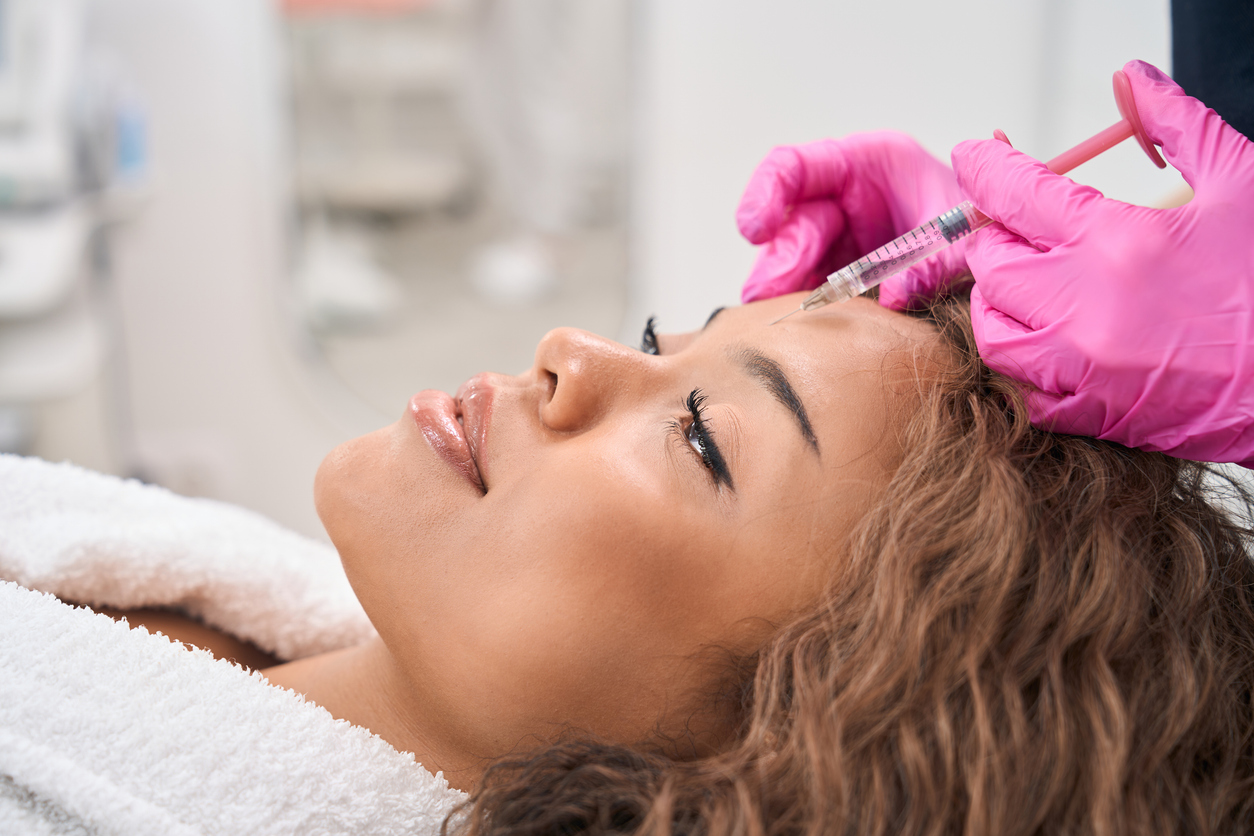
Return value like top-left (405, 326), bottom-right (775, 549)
top-left (533, 327), bottom-right (652, 432)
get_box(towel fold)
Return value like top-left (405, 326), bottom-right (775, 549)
top-left (0, 455), bottom-right (467, 834)
top-left (0, 454), bottom-right (373, 660)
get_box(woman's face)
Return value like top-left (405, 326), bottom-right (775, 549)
top-left (316, 293), bottom-right (939, 757)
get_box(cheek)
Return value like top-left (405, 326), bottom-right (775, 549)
top-left (417, 446), bottom-right (731, 727)
top-left (480, 441), bottom-right (842, 661)
top-left (469, 448), bottom-right (709, 646)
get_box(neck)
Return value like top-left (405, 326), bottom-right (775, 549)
top-left (262, 639), bottom-right (484, 791)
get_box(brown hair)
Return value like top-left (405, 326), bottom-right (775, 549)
top-left (451, 296), bottom-right (1254, 836)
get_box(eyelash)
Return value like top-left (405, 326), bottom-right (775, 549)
top-left (669, 389), bottom-right (733, 491)
top-left (640, 316), bottom-right (659, 355)
top-left (641, 318), bottom-right (733, 491)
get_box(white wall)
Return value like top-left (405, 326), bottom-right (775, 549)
top-left (628, 0), bottom-right (1177, 334)
top-left (88, 0), bottom-right (375, 538)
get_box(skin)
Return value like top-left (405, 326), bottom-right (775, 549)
top-left (93, 607), bottom-right (280, 671)
top-left (257, 292), bottom-right (941, 790)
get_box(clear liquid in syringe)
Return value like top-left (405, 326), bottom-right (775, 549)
top-left (802, 201), bottom-right (991, 311)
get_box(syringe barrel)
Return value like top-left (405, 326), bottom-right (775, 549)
top-left (820, 200), bottom-right (992, 303)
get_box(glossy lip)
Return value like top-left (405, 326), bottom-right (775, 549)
top-left (409, 389), bottom-right (485, 493)
top-left (455, 373), bottom-right (496, 489)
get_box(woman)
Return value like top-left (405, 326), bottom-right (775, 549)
top-left (91, 290), bottom-right (1254, 833)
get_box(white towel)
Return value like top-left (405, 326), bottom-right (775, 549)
top-left (0, 453), bottom-right (373, 660)
top-left (0, 455), bottom-right (467, 834)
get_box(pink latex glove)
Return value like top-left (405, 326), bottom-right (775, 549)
top-left (736, 132), bottom-right (970, 307)
top-left (956, 60), bottom-right (1254, 466)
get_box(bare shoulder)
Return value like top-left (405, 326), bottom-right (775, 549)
top-left (92, 606), bottom-right (281, 671)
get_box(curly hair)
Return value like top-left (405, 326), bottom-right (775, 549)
top-left (449, 295), bottom-right (1254, 836)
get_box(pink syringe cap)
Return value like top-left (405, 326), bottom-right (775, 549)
top-left (1112, 69), bottom-right (1167, 170)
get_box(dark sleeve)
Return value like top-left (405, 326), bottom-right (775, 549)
top-left (1172, 0), bottom-right (1254, 140)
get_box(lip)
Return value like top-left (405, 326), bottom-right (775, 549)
top-left (409, 389), bottom-right (485, 493)
top-left (455, 373), bottom-right (496, 488)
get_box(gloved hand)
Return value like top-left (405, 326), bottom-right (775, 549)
top-left (956, 59), bottom-right (1254, 465)
top-left (736, 132), bottom-right (970, 306)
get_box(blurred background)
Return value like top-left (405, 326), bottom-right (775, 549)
top-left (2, 0), bottom-right (1179, 539)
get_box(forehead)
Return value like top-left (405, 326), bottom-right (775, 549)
top-left (665, 293), bottom-right (936, 352)
top-left (666, 293), bottom-right (940, 390)
top-left (718, 293), bottom-right (937, 365)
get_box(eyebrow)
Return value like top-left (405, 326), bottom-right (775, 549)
top-left (734, 347), bottom-right (820, 456)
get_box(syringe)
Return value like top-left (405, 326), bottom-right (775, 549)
top-left (772, 68), bottom-right (1167, 324)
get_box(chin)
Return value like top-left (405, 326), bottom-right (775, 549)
top-left (314, 422), bottom-right (463, 610)
top-left (314, 435), bottom-right (368, 531)
top-left (313, 427), bottom-right (402, 566)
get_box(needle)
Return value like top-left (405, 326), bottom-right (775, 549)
top-left (769, 308), bottom-right (801, 326)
